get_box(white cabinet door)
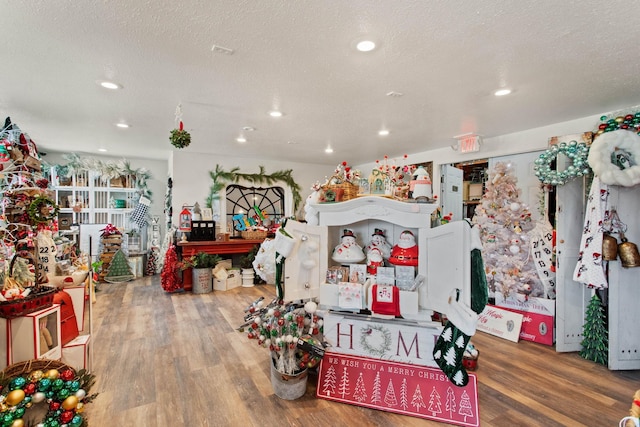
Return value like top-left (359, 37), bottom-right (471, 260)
top-left (607, 186), bottom-right (640, 370)
top-left (421, 221), bottom-right (470, 315)
top-left (555, 176), bottom-right (589, 352)
top-left (282, 220), bottom-right (328, 302)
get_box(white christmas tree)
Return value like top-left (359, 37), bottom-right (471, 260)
top-left (338, 367), bottom-right (351, 398)
top-left (353, 373), bottom-right (368, 402)
top-left (428, 387), bottom-right (442, 416)
top-left (400, 378), bottom-right (409, 410)
top-left (371, 372), bottom-right (382, 404)
top-left (384, 380), bottom-right (398, 406)
top-left (472, 162), bottom-right (544, 299)
top-left (411, 384), bottom-right (426, 412)
top-left (322, 365), bottom-right (337, 396)
top-left (446, 387), bottom-right (456, 418)
top-left (458, 390), bottom-right (474, 421)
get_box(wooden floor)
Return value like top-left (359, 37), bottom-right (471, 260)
top-left (85, 276), bottom-right (640, 426)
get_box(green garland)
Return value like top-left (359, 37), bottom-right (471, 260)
top-left (49, 154), bottom-right (153, 201)
top-left (28, 195), bottom-right (59, 224)
top-left (533, 141), bottom-right (591, 186)
top-left (206, 164), bottom-right (302, 213)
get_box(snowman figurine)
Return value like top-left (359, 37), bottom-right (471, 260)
top-left (366, 247), bottom-right (384, 275)
top-left (332, 229), bottom-right (365, 263)
top-left (366, 228), bottom-right (392, 260)
top-left (388, 230), bottom-right (419, 266)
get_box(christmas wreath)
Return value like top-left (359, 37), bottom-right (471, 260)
top-left (534, 140), bottom-right (591, 186)
top-left (587, 129), bottom-right (640, 187)
top-left (359, 324), bottom-right (392, 358)
top-left (0, 361), bottom-right (97, 427)
top-left (27, 196), bottom-right (59, 224)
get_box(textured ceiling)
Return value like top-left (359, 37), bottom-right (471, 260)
top-left (2, 1), bottom-right (640, 165)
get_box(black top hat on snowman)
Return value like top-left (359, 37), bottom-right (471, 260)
top-left (342, 229), bottom-right (356, 238)
top-left (372, 228), bottom-right (385, 237)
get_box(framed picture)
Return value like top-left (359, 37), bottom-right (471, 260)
top-left (202, 208), bottom-right (213, 221)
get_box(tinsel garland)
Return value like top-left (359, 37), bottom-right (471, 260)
top-left (160, 244), bottom-right (182, 292)
top-left (206, 164), bottom-right (302, 213)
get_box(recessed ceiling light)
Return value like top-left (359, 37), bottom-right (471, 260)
top-left (97, 80), bottom-right (122, 90)
top-left (269, 110), bottom-right (283, 118)
top-left (287, 141), bottom-right (298, 145)
top-left (325, 146), bottom-right (334, 154)
top-left (98, 148), bottom-right (107, 152)
top-left (236, 137), bottom-right (247, 143)
top-left (494, 88), bottom-right (512, 97)
top-left (378, 130), bottom-right (390, 136)
top-left (116, 123), bottom-right (129, 128)
top-left (356, 40), bottom-right (376, 52)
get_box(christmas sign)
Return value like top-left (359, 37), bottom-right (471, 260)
top-left (323, 312), bottom-right (442, 367)
top-left (317, 352), bottom-right (479, 426)
top-left (477, 305), bottom-right (523, 343)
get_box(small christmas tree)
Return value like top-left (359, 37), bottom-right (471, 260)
top-left (580, 294), bottom-right (608, 365)
top-left (104, 249), bottom-right (135, 283)
top-left (160, 245), bottom-right (182, 292)
top-left (146, 249), bottom-right (158, 276)
top-left (472, 162), bottom-right (543, 300)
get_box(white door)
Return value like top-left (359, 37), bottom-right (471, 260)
top-left (419, 220), bottom-right (470, 315)
top-left (281, 220), bottom-right (328, 302)
top-left (440, 165), bottom-right (463, 221)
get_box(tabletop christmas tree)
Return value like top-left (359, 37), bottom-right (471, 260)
top-left (580, 293), bottom-right (608, 365)
top-left (472, 162), bottom-right (544, 300)
top-left (104, 249), bottom-right (135, 283)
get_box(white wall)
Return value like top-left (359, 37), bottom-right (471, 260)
top-left (170, 151), bottom-right (334, 229)
top-left (356, 112), bottom-right (604, 198)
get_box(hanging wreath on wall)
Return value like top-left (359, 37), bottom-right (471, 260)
top-left (587, 129), bottom-right (640, 187)
top-left (27, 196), bottom-right (59, 224)
top-left (534, 140), bottom-right (591, 185)
top-left (206, 164), bottom-right (302, 213)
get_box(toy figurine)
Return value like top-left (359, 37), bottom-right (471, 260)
top-left (389, 230), bottom-right (419, 266)
top-left (332, 229), bottom-right (365, 263)
top-left (366, 228), bottom-right (392, 260)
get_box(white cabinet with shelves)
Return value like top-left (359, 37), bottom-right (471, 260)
top-left (52, 169), bottom-right (138, 230)
top-left (285, 196), bottom-right (471, 322)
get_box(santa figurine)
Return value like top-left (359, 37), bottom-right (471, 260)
top-left (366, 228), bottom-right (392, 260)
top-left (332, 229), bottom-right (365, 263)
top-left (388, 230), bottom-right (419, 266)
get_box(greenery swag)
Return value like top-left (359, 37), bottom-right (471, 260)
top-left (206, 164), bottom-right (302, 213)
top-left (49, 154), bottom-right (153, 201)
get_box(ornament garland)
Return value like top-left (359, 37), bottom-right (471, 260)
top-left (534, 140), bottom-right (591, 185)
top-left (359, 324), bottom-right (392, 358)
top-left (206, 164), bottom-right (302, 213)
top-left (0, 364), bottom-right (97, 427)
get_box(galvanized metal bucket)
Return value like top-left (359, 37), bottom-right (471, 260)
top-left (191, 268), bottom-right (213, 294)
